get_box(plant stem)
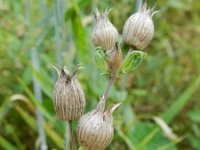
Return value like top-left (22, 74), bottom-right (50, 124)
top-left (101, 73), bottom-right (117, 101)
top-left (135, 0), bottom-right (142, 11)
top-left (54, 0), bottom-right (62, 66)
top-left (68, 121), bottom-right (77, 150)
top-left (65, 122), bottom-right (70, 150)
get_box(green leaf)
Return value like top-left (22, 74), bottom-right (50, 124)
top-left (16, 106), bottom-right (37, 131)
top-left (0, 99), bottom-right (13, 124)
top-left (19, 54), bottom-right (53, 99)
top-left (78, 146), bottom-right (87, 150)
top-left (158, 137), bottom-right (183, 150)
top-left (135, 74), bottom-right (200, 150)
top-left (95, 49), bottom-right (108, 72)
top-left (190, 136), bottom-right (200, 150)
top-left (3, 120), bottom-right (25, 150)
top-left (31, 66), bottom-right (53, 99)
top-left (22, 67), bottom-right (32, 85)
top-left (0, 135), bottom-right (18, 150)
top-left (161, 74), bottom-right (200, 123)
top-left (188, 109), bottom-right (200, 123)
top-left (116, 126), bottom-right (135, 150)
top-left (17, 77), bottom-right (51, 120)
top-left (15, 106), bottom-right (64, 149)
top-left (65, 6), bottom-right (75, 19)
top-left (121, 50), bottom-right (147, 73)
top-left (65, 1), bottom-right (86, 61)
top-left (78, 0), bottom-right (92, 8)
top-left (127, 122), bottom-right (177, 150)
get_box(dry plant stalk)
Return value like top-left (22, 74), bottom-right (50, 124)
top-left (52, 1), bottom-right (157, 150)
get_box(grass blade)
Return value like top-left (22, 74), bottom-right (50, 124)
top-left (17, 77), bottom-right (51, 120)
top-left (0, 135), bottom-right (18, 150)
top-left (161, 75), bottom-right (200, 122)
top-left (135, 74), bottom-right (200, 150)
top-left (3, 120), bottom-right (26, 150)
top-left (15, 106), bottom-right (64, 149)
top-left (116, 127), bottom-right (135, 150)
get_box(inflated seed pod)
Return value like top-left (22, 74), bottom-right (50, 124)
top-left (92, 9), bottom-right (119, 50)
top-left (123, 2), bottom-right (157, 50)
top-left (53, 66), bottom-right (85, 121)
top-left (78, 99), bottom-right (120, 150)
top-left (108, 43), bottom-right (122, 74)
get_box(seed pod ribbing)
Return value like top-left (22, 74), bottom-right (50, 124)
top-left (53, 67), bottom-right (85, 121)
top-left (78, 99), bottom-right (120, 150)
top-left (123, 2), bottom-right (157, 50)
top-left (92, 9), bottom-right (119, 50)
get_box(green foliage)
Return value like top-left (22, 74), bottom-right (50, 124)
top-left (188, 109), bottom-right (200, 123)
top-left (121, 50), bottom-right (147, 73)
top-left (95, 49), bottom-right (108, 73)
top-left (1, 0), bottom-right (200, 150)
top-left (0, 135), bottom-right (18, 150)
top-left (78, 146), bottom-right (87, 150)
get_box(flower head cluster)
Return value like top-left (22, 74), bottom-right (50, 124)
top-left (53, 2), bottom-right (157, 150)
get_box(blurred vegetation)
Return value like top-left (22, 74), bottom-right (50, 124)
top-left (0, 0), bottom-right (200, 150)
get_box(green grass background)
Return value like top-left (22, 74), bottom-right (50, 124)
top-left (0, 0), bottom-right (200, 149)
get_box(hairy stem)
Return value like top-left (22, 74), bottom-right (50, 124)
top-left (68, 121), bottom-right (77, 150)
top-left (101, 73), bottom-right (117, 101)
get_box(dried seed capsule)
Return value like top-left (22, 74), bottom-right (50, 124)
top-left (53, 66), bottom-right (85, 121)
top-left (92, 9), bottom-right (119, 50)
top-left (108, 43), bottom-right (122, 74)
top-left (123, 2), bottom-right (157, 50)
top-left (78, 99), bottom-right (120, 150)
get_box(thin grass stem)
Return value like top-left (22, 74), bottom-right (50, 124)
top-left (31, 47), bottom-right (48, 150)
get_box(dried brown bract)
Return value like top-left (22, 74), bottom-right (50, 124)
top-left (108, 43), bottom-right (122, 74)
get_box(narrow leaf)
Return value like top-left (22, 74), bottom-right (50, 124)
top-left (65, 1), bottom-right (86, 60)
top-left (15, 106), bottom-right (64, 149)
top-left (188, 109), bottom-right (200, 123)
top-left (135, 74), bottom-right (200, 150)
top-left (116, 126), bottom-right (135, 150)
top-left (17, 77), bottom-right (51, 120)
top-left (0, 135), bottom-right (18, 150)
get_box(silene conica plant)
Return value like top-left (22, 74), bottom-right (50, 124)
top-left (53, 2), bottom-right (157, 150)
